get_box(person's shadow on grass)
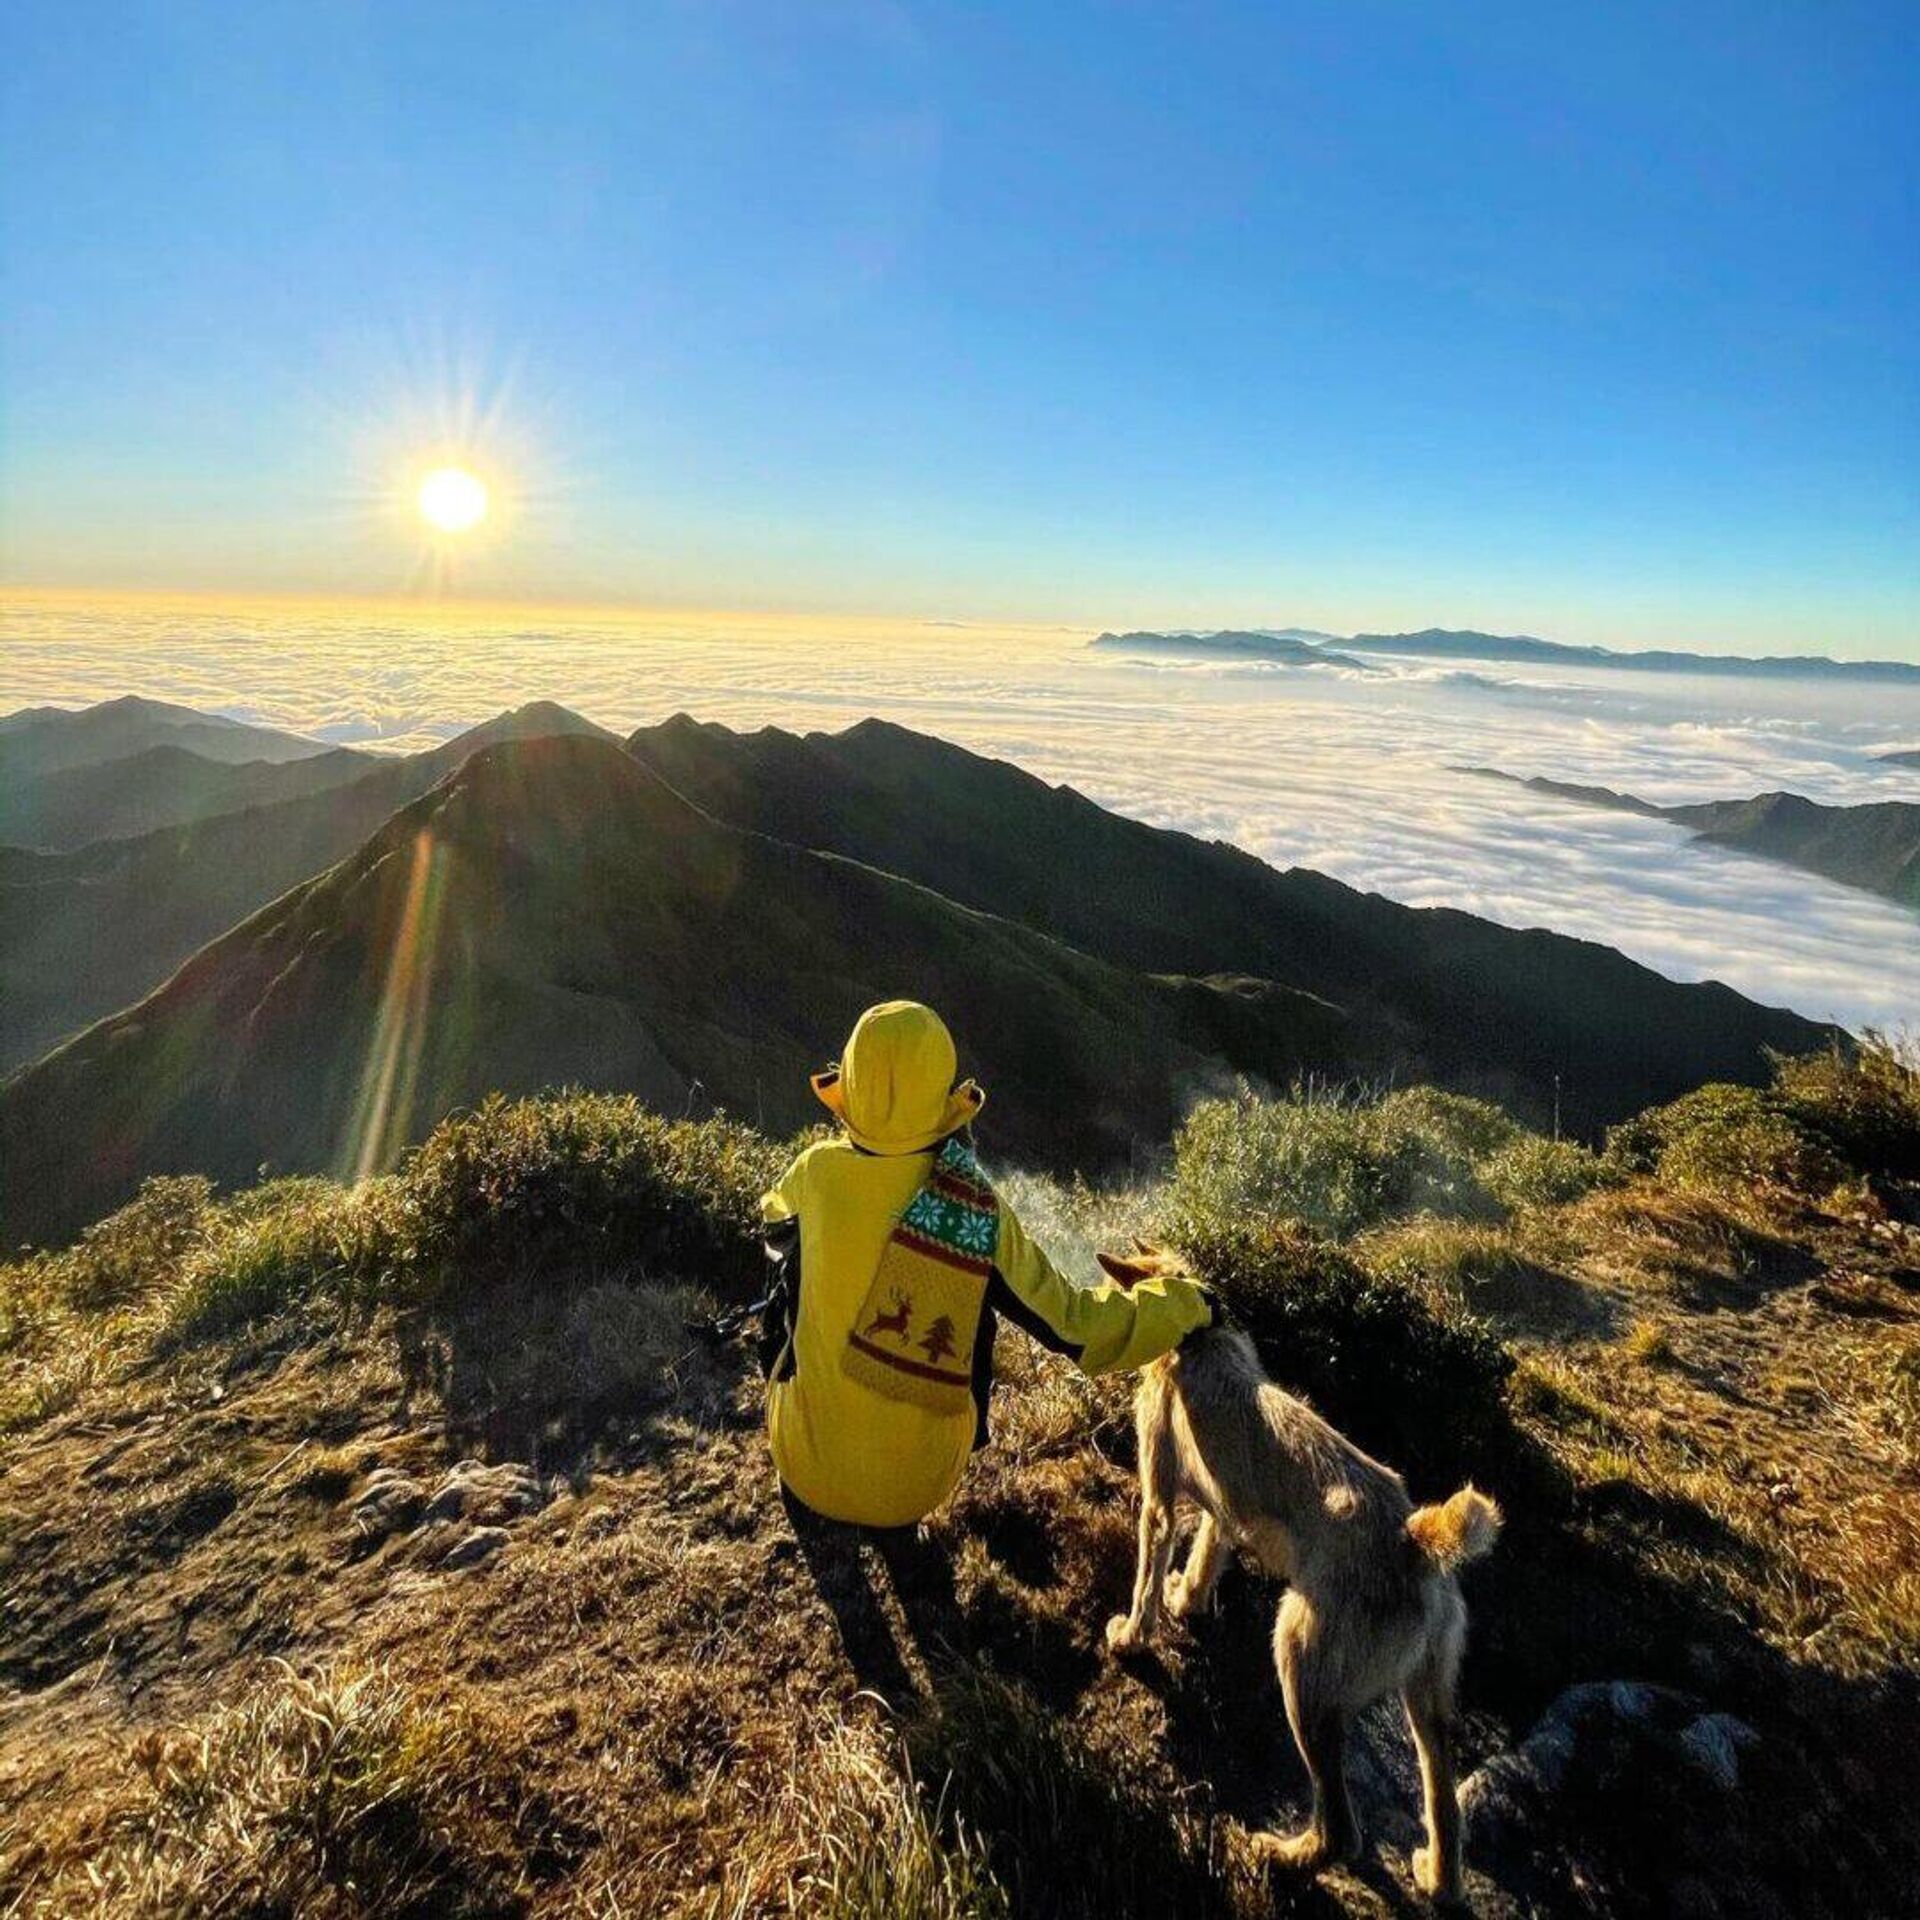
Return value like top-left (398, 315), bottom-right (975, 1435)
top-left (783, 1487), bottom-right (962, 1705)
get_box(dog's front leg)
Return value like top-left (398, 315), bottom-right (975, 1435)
top-left (1106, 1492), bottom-right (1175, 1654)
top-left (1107, 1395), bottom-right (1179, 1655)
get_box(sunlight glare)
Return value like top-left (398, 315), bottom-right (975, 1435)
top-left (418, 465), bottom-right (489, 533)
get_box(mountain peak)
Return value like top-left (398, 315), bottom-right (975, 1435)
top-left (437, 702), bottom-right (616, 759)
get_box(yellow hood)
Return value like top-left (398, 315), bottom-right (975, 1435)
top-left (811, 1000), bottom-right (985, 1155)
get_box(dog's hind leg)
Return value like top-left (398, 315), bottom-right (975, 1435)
top-left (1403, 1646), bottom-right (1465, 1905)
top-left (1167, 1508), bottom-right (1228, 1620)
top-left (1260, 1592), bottom-right (1360, 1872)
top-left (1106, 1381), bottom-right (1178, 1655)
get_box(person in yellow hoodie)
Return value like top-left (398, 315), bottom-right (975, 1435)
top-left (760, 999), bottom-right (1212, 1529)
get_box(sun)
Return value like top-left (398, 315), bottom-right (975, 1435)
top-left (417, 465), bottom-right (489, 533)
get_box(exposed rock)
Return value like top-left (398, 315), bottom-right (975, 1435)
top-left (348, 1467), bottom-right (426, 1539)
top-left (1461, 1682), bottom-right (1770, 1917)
top-left (1677, 1712), bottom-right (1759, 1793)
top-left (439, 1526), bottom-right (511, 1572)
top-left (421, 1457), bottom-right (547, 1528)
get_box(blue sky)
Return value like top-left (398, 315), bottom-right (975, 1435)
top-left (2, 1), bottom-right (1915, 653)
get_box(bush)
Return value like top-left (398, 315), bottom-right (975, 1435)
top-left (1161, 1086), bottom-right (1507, 1242)
top-left (1177, 1218), bottom-right (1517, 1485)
top-left (1480, 1134), bottom-right (1612, 1213)
top-left (396, 1092), bottom-right (785, 1299)
top-left (1607, 1083), bottom-right (1845, 1210)
top-left (158, 1180), bottom-right (398, 1343)
top-left (1772, 1040), bottom-right (1920, 1182)
top-left (46, 1175), bottom-right (214, 1312)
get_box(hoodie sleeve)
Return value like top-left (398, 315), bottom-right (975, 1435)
top-left (760, 1148), bottom-right (810, 1224)
top-left (992, 1203), bottom-right (1211, 1375)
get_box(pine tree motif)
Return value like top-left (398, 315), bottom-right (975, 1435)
top-left (918, 1314), bottom-right (958, 1366)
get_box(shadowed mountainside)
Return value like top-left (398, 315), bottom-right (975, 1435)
top-left (0, 694), bottom-right (333, 779)
top-left (0, 703), bottom-right (616, 1070)
top-left (0, 733), bottom-right (1340, 1244)
top-left (0, 739), bottom-right (378, 850)
top-left (627, 715), bottom-right (1833, 1132)
top-left (1463, 768), bottom-right (1920, 910)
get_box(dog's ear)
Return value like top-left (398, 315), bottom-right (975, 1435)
top-left (1132, 1236), bottom-right (1165, 1259)
top-left (1097, 1250), bottom-right (1155, 1289)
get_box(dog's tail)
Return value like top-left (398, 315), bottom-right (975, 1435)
top-left (1407, 1485), bottom-right (1503, 1572)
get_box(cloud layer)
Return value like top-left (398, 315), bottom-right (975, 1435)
top-left (5, 593), bottom-right (1916, 1035)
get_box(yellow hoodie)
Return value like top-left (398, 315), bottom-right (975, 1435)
top-left (761, 1001), bottom-right (1211, 1528)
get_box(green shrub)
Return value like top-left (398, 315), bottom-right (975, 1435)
top-left (1772, 1040), bottom-right (1920, 1182)
top-left (1177, 1218), bottom-right (1517, 1485)
top-left (1479, 1134), bottom-right (1612, 1212)
top-left (1376, 1086), bottom-right (1524, 1162)
top-left (1607, 1083), bottom-right (1845, 1208)
top-left (1161, 1086), bottom-right (1505, 1242)
top-left (394, 1092), bottom-right (786, 1299)
top-left (49, 1175), bottom-right (215, 1311)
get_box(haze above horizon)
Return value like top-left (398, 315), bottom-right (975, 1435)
top-left (2, 3), bottom-right (1916, 657)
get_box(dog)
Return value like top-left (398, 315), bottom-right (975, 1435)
top-left (1097, 1246), bottom-right (1501, 1907)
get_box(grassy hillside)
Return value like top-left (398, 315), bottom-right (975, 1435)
top-left (628, 715), bottom-right (1833, 1129)
top-left (0, 733), bottom-right (1344, 1245)
top-left (2, 1045), bottom-right (1915, 1916)
top-left (0, 703), bottom-right (613, 1071)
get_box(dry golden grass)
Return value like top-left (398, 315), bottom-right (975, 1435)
top-left (4, 1062), bottom-right (1919, 1916)
top-left (6, 1663), bottom-right (548, 1917)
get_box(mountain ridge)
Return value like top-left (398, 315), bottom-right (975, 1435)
top-left (0, 701), bottom-right (619, 1069)
top-left (1462, 767), bottom-right (1920, 909)
top-left (1090, 627), bottom-right (1920, 683)
top-left (0, 732), bottom-right (1346, 1241)
top-left (0, 705), bottom-right (1842, 1242)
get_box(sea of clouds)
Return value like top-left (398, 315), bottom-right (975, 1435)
top-left (5, 593), bottom-right (1917, 1034)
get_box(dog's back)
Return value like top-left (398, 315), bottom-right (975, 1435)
top-left (1158, 1326), bottom-right (1421, 1592)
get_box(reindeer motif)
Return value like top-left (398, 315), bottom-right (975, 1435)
top-left (863, 1290), bottom-right (912, 1343)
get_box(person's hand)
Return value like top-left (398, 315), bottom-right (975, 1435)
top-left (1094, 1249), bottom-right (1156, 1291)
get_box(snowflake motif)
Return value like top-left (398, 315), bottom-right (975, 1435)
top-left (952, 1208), bottom-right (997, 1256)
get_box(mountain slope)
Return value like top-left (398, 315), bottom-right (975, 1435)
top-left (1464, 769), bottom-right (1920, 909)
top-left (0, 740), bottom-right (377, 850)
top-left (0, 695), bottom-right (332, 780)
top-left (0, 703), bottom-right (617, 1071)
top-left (0, 734), bottom-right (1337, 1243)
top-left (627, 715), bottom-right (1834, 1131)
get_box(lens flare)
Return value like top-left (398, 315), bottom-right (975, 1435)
top-left (342, 828), bottom-right (447, 1180)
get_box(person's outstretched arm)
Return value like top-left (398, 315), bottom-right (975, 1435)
top-left (991, 1203), bottom-right (1209, 1374)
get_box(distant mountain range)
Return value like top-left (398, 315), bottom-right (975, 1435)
top-left (1093, 627), bottom-right (1920, 683)
top-left (0, 694), bottom-right (334, 779)
top-left (1090, 630), bottom-right (1373, 670)
top-left (1463, 768), bottom-right (1920, 910)
top-left (0, 698), bottom-right (1836, 1244)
